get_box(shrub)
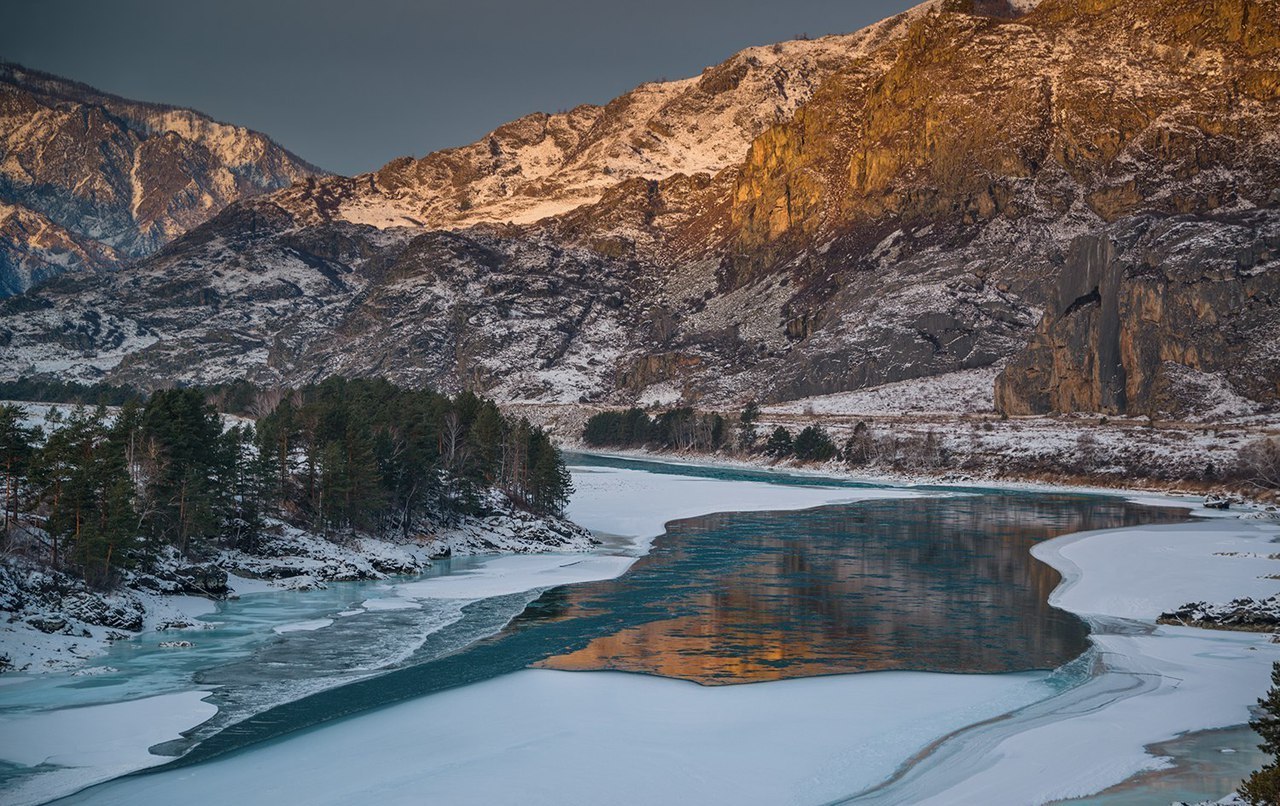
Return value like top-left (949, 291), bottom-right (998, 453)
top-left (1237, 437), bottom-right (1280, 491)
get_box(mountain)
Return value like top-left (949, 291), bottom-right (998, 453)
top-left (0, 62), bottom-right (323, 295)
top-left (1, 0), bottom-right (1277, 417)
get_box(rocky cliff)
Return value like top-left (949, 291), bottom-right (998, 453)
top-left (1, 0), bottom-right (1277, 416)
top-left (0, 62), bottom-right (323, 295)
top-left (995, 207), bottom-right (1280, 416)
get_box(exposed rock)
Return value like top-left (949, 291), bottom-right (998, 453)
top-left (1157, 595), bottom-right (1280, 632)
top-left (25, 616), bottom-right (68, 634)
top-left (270, 575), bottom-right (327, 592)
top-left (175, 564), bottom-right (229, 597)
top-left (996, 209), bottom-right (1280, 416)
top-left (1, 0), bottom-right (1278, 416)
top-left (1204, 493), bottom-right (1245, 510)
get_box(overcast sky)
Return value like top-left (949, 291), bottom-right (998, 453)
top-left (3, 0), bottom-right (917, 175)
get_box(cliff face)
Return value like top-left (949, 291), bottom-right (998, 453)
top-left (726, 0), bottom-right (1280, 283)
top-left (0, 63), bottom-right (323, 295)
top-left (1, 0), bottom-right (1277, 416)
top-left (996, 207), bottom-right (1280, 416)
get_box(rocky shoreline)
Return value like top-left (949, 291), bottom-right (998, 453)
top-left (1158, 595), bottom-right (1280, 634)
top-left (0, 499), bottom-right (597, 675)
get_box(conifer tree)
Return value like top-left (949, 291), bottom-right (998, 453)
top-left (765, 426), bottom-right (793, 457)
top-left (1242, 661), bottom-right (1280, 804)
top-left (0, 404), bottom-right (40, 532)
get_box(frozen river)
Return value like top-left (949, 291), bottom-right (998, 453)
top-left (2, 454), bottom-right (1277, 804)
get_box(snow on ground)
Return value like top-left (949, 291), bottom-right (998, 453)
top-left (860, 518), bottom-right (1280, 804)
top-left (762, 366), bottom-right (1001, 416)
top-left (0, 582), bottom-right (221, 676)
top-left (1041, 520), bottom-right (1280, 620)
top-left (0, 690), bottom-right (216, 806)
top-left (64, 669), bottom-right (1054, 806)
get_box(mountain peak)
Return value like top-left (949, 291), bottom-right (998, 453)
top-left (0, 61), bottom-right (324, 295)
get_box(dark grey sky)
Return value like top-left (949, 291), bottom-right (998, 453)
top-left (3, 0), bottom-right (917, 175)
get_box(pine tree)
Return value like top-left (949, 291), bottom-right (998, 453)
top-left (794, 425), bottom-right (836, 461)
top-left (1242, 662), bottom-right (1280, 804)
top-left (765, 426), bottom-right (793, 457)
top-left (140, 389), bottom-right (226, 553)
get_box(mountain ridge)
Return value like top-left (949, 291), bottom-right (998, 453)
top-left (2, 0), bottom-right (1277, 418)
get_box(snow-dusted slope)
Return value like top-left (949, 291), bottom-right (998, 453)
top-left (2, 0), bottom-right (1277, 418)
top-left (0, 202), bottom-right (119, 296)
top-left (0, 62), bottom-right (323, 295)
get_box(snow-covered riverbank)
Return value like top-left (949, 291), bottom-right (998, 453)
top-left (0, 497), bottom-right (595, 676)
top-left (852, 518), bottom-right (1280, 804)
top-left (7, 457), bottom-right (1277, 806)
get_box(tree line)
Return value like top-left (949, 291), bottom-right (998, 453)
top-left (582, 403), bottom-right (850, 464)
top-left (0, 378), bottom-right (572, 588)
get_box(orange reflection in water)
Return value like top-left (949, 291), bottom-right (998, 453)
top-left (531, 494), bottom-right (1185, 685)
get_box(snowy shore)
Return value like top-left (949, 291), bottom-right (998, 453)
top-left (0, 500), bottom-right (596, 676)
top-left (510, 385), bottom-right (1280, 501)
top-left (853, 518), bottom-right (1280, 804)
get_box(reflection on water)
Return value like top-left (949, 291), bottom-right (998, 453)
top-left (531, 494), bottom-right (1186, 683)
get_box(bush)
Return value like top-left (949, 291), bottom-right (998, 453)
top-left (1237, 437), bottom-right (1280, 491)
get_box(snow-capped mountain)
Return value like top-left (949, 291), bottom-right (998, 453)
top-left (0, 62), bottom-right (323, 295)
top-left (1, 0), bottom-right (1277, 416)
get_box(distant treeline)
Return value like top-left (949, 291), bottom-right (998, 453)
top-left (0, 376), bottom-right (274, 416)
top-left (582, 404), bottom-right (920, 465)
top-left (1, 378), bottom-right (571, 587)
top-left (583, 404), bottom-right (838, 462)
top-left (0, 378), bottom-right (143, 407)
top-left (582, 407), bottom-right (730, 452)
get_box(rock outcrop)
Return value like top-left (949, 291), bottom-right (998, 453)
top-left (1157, 595), bottom-right (1280, 632)
top-left (996, 208), bottom-right (1280, 416)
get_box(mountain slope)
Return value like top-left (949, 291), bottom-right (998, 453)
top-left (275, 9), bottom-right (932, 232)
top-left (0, 62), bottom-right (323, 295)
top-left (1, 0), bottom-right (1277, 417)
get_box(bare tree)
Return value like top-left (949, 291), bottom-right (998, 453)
top-left (440, 412), bottom-right (470, 473)
top-left (1236, 437), bottom-right (1280, 491)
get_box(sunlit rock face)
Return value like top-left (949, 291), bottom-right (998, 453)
top-left (0, 63), bottom-right (322, 295)
top-left (2, 0), bottom-right (1277, 414)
